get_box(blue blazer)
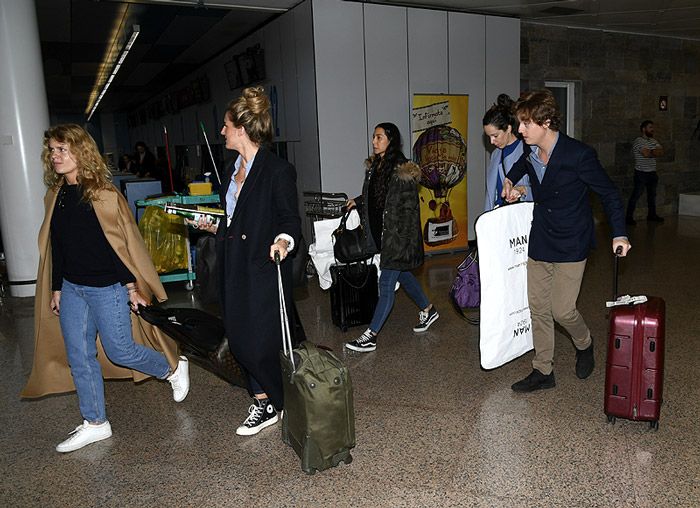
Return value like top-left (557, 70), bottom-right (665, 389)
top-left (506, 133), bottom-right (626, 262)
top-left (484, 140), bottom-right (531, 212)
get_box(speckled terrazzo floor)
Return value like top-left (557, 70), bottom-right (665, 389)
top-left (2, 216), bottom-right (699, 507)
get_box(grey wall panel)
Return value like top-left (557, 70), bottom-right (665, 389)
top-left (262, 22), bottom-right (287, 141)
top-left (485, 17), bottom-right (520, 105)
top-left (449, 12), bottom-right (487, 235)
top-left (181, 108), bottom-right (197, 146)
top-left (313, 0), bottom-right (367, 196)
top-left (279, 13), bottom-right (301, 142)
top-left (363, 4), bottom-right (410, 161)
top-left (407, 9), bottom-right (448, 96)
top-left (292, 0), bottom-right (321, 201)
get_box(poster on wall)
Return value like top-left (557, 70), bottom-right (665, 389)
top-left (411, 94), bottom-right (469, 253)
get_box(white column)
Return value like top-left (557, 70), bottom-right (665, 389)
top-left (0, 0), bottom-right (50, 297)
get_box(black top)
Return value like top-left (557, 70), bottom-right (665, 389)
top-left (50, 184), bottom-right (135, 290)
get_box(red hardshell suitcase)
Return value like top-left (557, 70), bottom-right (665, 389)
top-left (604, 253), bottom-right (665, 429)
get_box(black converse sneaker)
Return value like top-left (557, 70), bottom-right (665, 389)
top-left (413, 305), bottom-right (439, 332)
top-left (235, 398), bottom-right (279, 436)
top-left (345, 328), bottom-right (377, 352)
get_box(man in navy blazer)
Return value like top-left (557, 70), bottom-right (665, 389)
top-left (503, 89), bottom-right (632, 392)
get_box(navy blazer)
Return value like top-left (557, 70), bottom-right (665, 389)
top-left (506, 133), bottom-right (626, 263)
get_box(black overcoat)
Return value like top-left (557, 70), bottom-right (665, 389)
top-left (216, 147), bottom-right (301, 409)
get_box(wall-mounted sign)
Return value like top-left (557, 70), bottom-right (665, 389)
top-left (659, 96), bottom-right (668, 111)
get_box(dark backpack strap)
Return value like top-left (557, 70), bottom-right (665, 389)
top-left (449, 290), bottom-right (480, 326)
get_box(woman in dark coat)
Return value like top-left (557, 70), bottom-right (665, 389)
top-left (344, 122), bottom-right (439, 353)
top-left (196, 86), bottom-right (301, 436)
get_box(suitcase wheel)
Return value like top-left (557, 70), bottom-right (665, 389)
top-left (649, 420), bottom-right (659, 431)
top-left (341, 324), bottom-right (348, 332)
top-left (606, 415), bottom-right (616, 425)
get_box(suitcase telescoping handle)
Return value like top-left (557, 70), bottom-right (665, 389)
top-left (613, 245), bottom-right (623, 301)
top-left (275, 251), bottom-right (296, 372)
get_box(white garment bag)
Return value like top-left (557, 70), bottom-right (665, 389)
top-left (475, 202), bottom-right (534, 369)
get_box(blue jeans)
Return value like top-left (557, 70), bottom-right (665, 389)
top-left (59, 280), bottom-right (170, 423)
top-left (369, 269), bottom-right (430, 333)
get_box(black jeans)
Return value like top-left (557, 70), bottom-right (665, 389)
top-left (626, 170), bottom-right (659, 219)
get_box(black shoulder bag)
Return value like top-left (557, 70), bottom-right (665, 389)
top-left (332, 209), bottom-right (371, 264)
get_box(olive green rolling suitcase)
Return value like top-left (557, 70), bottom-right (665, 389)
top-left (275, 255), bottom-right (355, 474)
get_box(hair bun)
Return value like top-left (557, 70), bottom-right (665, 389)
top-left (243, 86), bottom-right (270, 116)
top-left (496, 93), bottom-right (514, 108)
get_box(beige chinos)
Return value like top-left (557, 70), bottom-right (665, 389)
top-left (527, 257), bottom-right (592, 375)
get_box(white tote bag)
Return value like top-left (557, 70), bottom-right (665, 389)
top-left (475, 202), bottom-right (534, 369)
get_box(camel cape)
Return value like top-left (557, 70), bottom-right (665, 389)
top-left (21, 184), bottom-right (179, 398)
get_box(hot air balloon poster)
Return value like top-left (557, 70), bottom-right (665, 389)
top-left (411, 94), bottom-right (469, 253)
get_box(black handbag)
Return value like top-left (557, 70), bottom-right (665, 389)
top-left (332, 210), bottom-right (371, 263)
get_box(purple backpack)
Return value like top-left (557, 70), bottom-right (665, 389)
top-left (450, 247), bottom-right (480, 324)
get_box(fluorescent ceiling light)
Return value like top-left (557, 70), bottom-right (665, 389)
top-left (86, 24), bottom-right (140, 121)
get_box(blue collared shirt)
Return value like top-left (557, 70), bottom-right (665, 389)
top-left (226, 152), bottom-right (257, 221)
top-left (528, 132), bottom-right (560, 183)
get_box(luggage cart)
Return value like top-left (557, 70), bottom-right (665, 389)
top-left (136, 193), bottom-right (221, 290)
top-left (303, 191), bottom-right (376, 331)
top-left (303, 191), bottom-right (348, 277)
top-left (303, 191), bottom-right (348, 241)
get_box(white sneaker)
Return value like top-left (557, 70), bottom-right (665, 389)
top-left (167, 356), bottom-right (190, 402)
top-left (56, 420), bottom-right (112, 453)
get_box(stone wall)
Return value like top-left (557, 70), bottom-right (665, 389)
top-left (521, 23), bottom-right (700, 218)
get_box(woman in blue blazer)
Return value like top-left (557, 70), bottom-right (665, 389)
top-left (483, 94), bottom-right (531, 211)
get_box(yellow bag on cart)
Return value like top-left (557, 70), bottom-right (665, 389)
top-left (138, 206), bottom-right (189, 274)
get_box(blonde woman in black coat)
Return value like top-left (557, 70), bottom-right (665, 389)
top-left (344, 122), bottom-right (439, 353)
top-left (194, 86), bottom-right (301, 436)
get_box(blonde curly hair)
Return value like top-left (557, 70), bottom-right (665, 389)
top-left (42, 124), bottom-right (113, 203)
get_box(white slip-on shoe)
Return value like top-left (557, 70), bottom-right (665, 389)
top-left (56, 420), bottom-right (112, 453)
top-left (167, 356), bottom-right (190, 402)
